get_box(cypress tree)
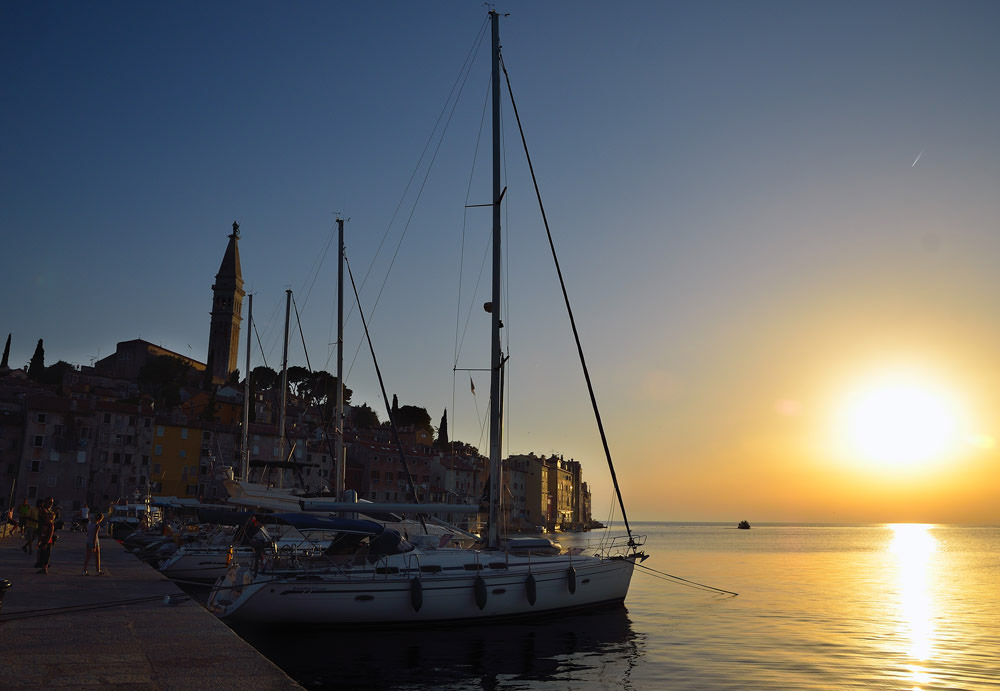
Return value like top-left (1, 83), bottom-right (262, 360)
top-left (437, 409), bottom-right (449, 447)
top-left (27, 339), bottom-right (45, 380)
top-left (1, 333), bottom-right (9, 368)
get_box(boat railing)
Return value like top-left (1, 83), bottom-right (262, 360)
top-left (593, 533), bottom-right (646, 559)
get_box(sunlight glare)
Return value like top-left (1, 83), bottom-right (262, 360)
top-left (836, 372), bottom-right (965, 467)
top-left (889, 524), bottom-right (937, 662)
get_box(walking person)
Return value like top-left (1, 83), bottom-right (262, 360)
top-left (22, 499), bottom-right (40, 554)
top-left (17, 498), bottom-right (30, 538)
top-left (34, 497), bottom-right (56, 574)
top-left (83, 511), bottom-right (105, 576)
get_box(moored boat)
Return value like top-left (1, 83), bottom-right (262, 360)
top-left (207, 10), bottom-right (647, 626)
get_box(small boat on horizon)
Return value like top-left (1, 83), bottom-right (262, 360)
top-left (738, 520), bottom-right (751, 529)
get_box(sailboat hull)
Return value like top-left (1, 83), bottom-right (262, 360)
top-left (209, 551), bottom-right (639, 625)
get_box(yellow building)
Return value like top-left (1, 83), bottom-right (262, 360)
top-left (151, 423), bottom-right (204, 497)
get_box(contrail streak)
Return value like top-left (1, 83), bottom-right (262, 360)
top-left (912, 150), bottom-right (924, 167)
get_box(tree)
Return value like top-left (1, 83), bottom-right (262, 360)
top-left (250, 366), bottom-right (278, 391)
top-left (203, 350), bottom-right (216, 390)
top-left (395, 404), bottom-right (432, 433)
top-left (391, 394), bottom-right (399, 419)
top-left (138, 355), bottom-right (193, 410)
top-left (201, 389), bottom-right (220, 422)
top-left (287, 365), bottom-right (312, 398)
top-left (351, 403), bottom-right (380, 429)
top-left (227, 368), bottom-right (241, 386)
top-left (41, 360), bottom-right (75, 392)
top-left (436, 409), bottom-right (449, 447)
top-left (27, 339), bottom-right (45, 381)
top-left (1, 333), bottom-right (10, 369)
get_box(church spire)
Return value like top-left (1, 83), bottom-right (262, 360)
top-left (207, 222), bottom-right (245, 383)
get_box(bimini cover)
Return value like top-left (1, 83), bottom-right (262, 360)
top-left (267, 512), bottom-right (384, 535)
top-left (367, 528), bottom-right (415, 562)
top-left (196, 509), bottom-right (255, 526)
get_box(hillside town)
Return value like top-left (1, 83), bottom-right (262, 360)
top-left (0, 225), bottom-right (596, 535)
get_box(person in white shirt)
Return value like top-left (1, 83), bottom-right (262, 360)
top-left (83, 512), bottom-right (105, 576)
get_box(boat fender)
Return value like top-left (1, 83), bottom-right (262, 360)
top-left (474, 575), bottom-right (487, 610)
top-left (225, 546), bottom-right (234, 566)
top-left (410, 577), bottom-right (423, 613)
top-left (526, 573), bottom-right (537, 606)
top-left (567, 566), bottom-right (577, 595)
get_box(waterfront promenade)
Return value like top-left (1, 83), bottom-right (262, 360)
top-left (0, 527), bottom-right (301, 689)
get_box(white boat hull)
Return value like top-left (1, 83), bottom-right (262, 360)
top-left (210, 550), bottom-right (638, 625)
top-left (159, 547), bottom-right (252, 582)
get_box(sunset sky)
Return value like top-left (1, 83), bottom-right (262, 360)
top-left (3, 2), bottom-right (998, 524)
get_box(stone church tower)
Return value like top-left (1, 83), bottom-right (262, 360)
top-left (207, 222), bottom-right (245, 383)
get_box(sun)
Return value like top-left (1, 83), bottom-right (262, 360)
top-left (835, 371), bottom-right (965, 467)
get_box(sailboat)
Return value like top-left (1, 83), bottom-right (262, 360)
top-left (207, 11), bottom-right (647, 625)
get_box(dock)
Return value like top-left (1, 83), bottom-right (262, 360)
top-left (0, 528), bottom-right (301, 689)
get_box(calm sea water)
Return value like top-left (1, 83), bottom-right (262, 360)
top-left (230, 523), bottom-right (1000, 690)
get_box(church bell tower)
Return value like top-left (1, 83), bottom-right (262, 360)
top-left (207, 222), bottom-right (245, 383)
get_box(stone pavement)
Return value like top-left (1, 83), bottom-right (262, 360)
top-left (0, 527), bottom-right (301, 689)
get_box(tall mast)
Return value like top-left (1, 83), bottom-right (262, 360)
top-left (335, 217), bottom-right (345, 498)
top-left (487, 10), bottom-right (503, 550)
top-left (241, 293), bottom-right (253, 480)
top-left (278, 289), bottom-right (291, 489)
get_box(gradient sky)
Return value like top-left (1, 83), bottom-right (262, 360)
top-left (3, 2), bottom-right (999, 524)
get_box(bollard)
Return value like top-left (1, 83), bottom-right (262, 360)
top-left (0, 578), bottom-right (11, 612)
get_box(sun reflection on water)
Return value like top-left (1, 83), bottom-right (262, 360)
top-left (889, 524), bottom-right (937, 686)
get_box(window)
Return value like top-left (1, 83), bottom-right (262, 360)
top-left (111, 474), bottom-right (119, 485)
top-left (33, 435), bottom-right (44, 448)
top-left (181, 428), bottom-right (188, 439)
top-left (74, 476), bottom-right (86, 489)
top-left (30, 461), bottom-right (40, 472)
top-left (154, 445), bottom-right (162, 456)
top-left (156, 426), bottom-right (164, 437)
top-left (37, 412), bottom-right (48, 423)
top-left (153, 464), bottom-right (161, 474)
top-left (185, 484), bottom-right (198, 495)
top-left (103, 413), bottom-right (111, 424)
top-left (80, 426), bottom-right (90, 439)
top-left (112, 452), bottom-right (121, 464)
top-left (141, 455), bottom-right (149, 467)
top-left (202, 431), bottom-right (211, 441)
top-left (124, 454), bottom-right (133, 465)
top-left (129, 415), bottom-right (137, 427)
top-left (48, 451), bottom-right (59, 462)
top-left (384, 491), bottom-right (391, 501)
top-left (144, 417), bottom-right (151, 428)
top-left (53, 424), bottom-right (63, 437)
top-left (27, 486), bottom-right (38, 499)
top-left (139, 475), bottom-right (146, 486)
top-left (179, 450), bottom-right (186, 459)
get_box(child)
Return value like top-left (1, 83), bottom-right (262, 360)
top-left (83, 511), bottom-right (105, 576)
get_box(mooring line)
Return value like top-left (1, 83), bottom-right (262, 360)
top-left (1, 594), bottom-right (168, 620)
top-left (634, 562), bottom-right (738, 596)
